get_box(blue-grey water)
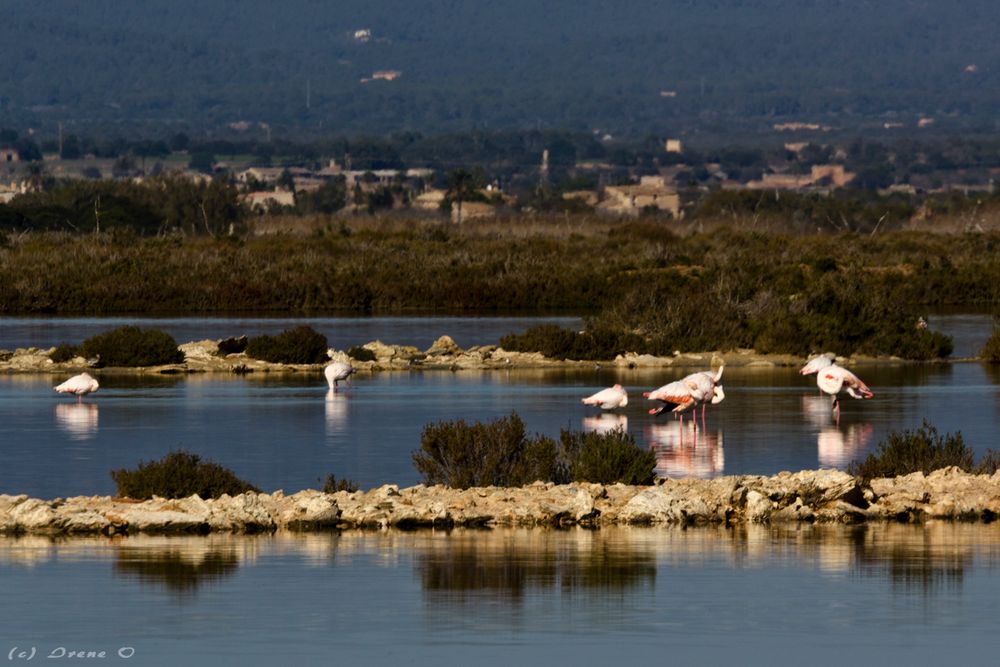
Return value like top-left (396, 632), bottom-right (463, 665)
top-left (3, 525), bottom-right (1000, 666)
top-left (1, 314), bottom-right (998, 665)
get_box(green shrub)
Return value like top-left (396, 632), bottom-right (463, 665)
top-left (321, 474), bottom-right (360, 493)
top-left (216, 335), bottom-right (248, 355)
top-left (560, 427), bottom-right (656, 485)
top-left (111, 450), bottom-right (260, 500)
top-left (848, 420), bottom-right (974, 480)
top-left (981, 327), bottom-right (1000, 363)
top-left (245, 325), bottom-right (328, 364)
top-left (80, 326), bottom-right (184, 367)
top-left (499, 324), bottom-right (643, 360)
top-left (413, 413), bottom-right (557, 489)
top-left (49, 343), bottom-right (80, 363)
top-left (347, 345), bottom-right (376, 362)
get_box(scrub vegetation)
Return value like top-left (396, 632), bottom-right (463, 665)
top-left (3, 219), bottom-right (997, 359)
top-left (111, 451), bottom-right (260, 500)
top-left (245, 325), bottom-right (329, 364)
top-left (412, 413), bottom-right (656, 488)
top-left (79, 325), bottom-right (185, 367)
top-left (849, 420), bottom-right (1000, 480)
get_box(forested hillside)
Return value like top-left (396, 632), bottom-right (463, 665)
top-left (1, 0), bottom-right (997, 138)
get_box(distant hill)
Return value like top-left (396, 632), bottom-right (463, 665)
top-left (2, 0), bottom-right (997, 139)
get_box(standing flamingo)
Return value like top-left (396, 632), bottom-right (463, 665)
top-left (581, 384), bottom-right (628, 410)
top-left (324, 361), bottom-right (355, 391)
top-left (54, 372), bottom-right (100, 402)
top-left (800, 353), bottom-right (835, 376)
top-left (644, 366), bottom-right (724, 425)
top-left (816, 363), bottom-right (873, 423)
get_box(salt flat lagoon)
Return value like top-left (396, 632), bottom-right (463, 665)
top-left (1, 314), bottom-right (998, 665)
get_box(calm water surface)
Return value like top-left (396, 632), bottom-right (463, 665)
top-left (2, 315), bottom-right (1000, 665)
top-left (3, 524), bottom-right (1000, 666)
top-left (0, 315), bottom-right (997, 498)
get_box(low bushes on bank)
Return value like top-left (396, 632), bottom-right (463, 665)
top-left (848, 420), bottom-right (999, 480)
top-left (412, 413), bottom-right (656, 488)
top-left (111, 451), bottom-right (260, 500)
top-left (245, 325), bottom-right (328, 364)
top-left (80, 326), bottom-right (184, 367)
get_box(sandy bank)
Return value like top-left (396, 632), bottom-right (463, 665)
top-left (2, 468), bottom-right (999, 536)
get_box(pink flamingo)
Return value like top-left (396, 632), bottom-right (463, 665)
top-left (800, 353), bottom-right (835, 376)
top-left (54, 372), bottom-right (100, 402)
top-left (324, 361), bottom-right (355, 391)
top-left (644, 366), bottom-right (724, 425)
top-left (816, 363), bottom-right (873, 423)
top-left (581, 384), bottom-right (628, 410)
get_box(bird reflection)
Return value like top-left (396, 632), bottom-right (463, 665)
top-left (646, 422), bottom-right (724, 479)
top-left (581, 413), bottom-right (628, 434)
top-left (803, 396), bottom-right (873, 467)
top-left (54, 402), bottom-right (99, 440)
top-left (818, 423), bottom-right (874, 468)
top-left (325, 389), bottom-right (349, 432)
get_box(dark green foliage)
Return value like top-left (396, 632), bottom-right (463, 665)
top-left (111, 451), bottom-right (260, 500)
top-left (848, 420), bottom-right (974, 480)
top-left (559, 427), bottom-right (656, 485)
top-left (975, 450), bottom-right (1000, 475)
top-left (413, 413), bottom-right (558, 489)
top-left (347, 345), bottom-right (376, 362)
top-left (49, 343), bottom-right (79, 363)
top-left (79, 326), bottom-right (184, 367)
top-left (500, 325), bottom-right (643, 361)
top-left (245, 326), bottom-right (328, 364)
top-left (321, 474), bottom-right (360, 493)
top-left (413, 414), bottom-right (655, 488)
top-left (981, 327), bottom-right (1000, 363)
top-left (216, 336), bottom-right (248, 355)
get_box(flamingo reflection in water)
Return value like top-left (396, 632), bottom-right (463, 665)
top-left (646, 421), bottom-right (724, 479)
top-left (802, 396), bottom-right (873, 468)
top-left (54, 402), bottom-right (99, 440)
top-left (324, 389), bottom-right (349, 433)
top-left (581, 413), bottom-right (628, 435)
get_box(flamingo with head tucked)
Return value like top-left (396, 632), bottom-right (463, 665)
top-left (816, 363), bottom-right (873, 423)
top-left (644, 365), bottom-right (724, 425)
top-left (54, 372), bottom-right (100, 402)
top-left (581, 384), bottom-right (628, 410)
top-left (324, 361), bottom-right (355, 391)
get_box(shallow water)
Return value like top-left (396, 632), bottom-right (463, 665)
top-left (1, 315), bottom-right (998, 498)
top-left (3, 524), bottom-right (1000, 666)
top-left (3, 314), bottom-right (1000, 665)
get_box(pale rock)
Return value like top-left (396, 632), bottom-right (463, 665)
top-left (745, 490), bottom-right (773, 522)
top-left (426, 335), bottom-right (463, 356)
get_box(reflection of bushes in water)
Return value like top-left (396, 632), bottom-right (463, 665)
top-left (114, 548), bottom-right (240, 594)
top-left (418, 536), bottom-right (655, 601)
top-left (846, 526), bottom-right (969, 595)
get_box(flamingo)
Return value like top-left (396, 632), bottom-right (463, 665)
top-left (580, 384), bottom-right (628, 410)
top-left (816, 363), bottom-right (873, 423)
top-left (644, 366), bottom-right (724, 425)
top-left (324, 361), bottom-right (355, 391)
top-left (54, 372), bottom-right (100, 402)
top-left (800, 353), bottom-right (835, 375)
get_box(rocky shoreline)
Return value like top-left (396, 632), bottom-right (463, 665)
top-left (1, 334), bottom-right (924, 376)
top-left (2, 468), bottom-right (999, 536)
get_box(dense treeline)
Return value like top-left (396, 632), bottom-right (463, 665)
top-left (1, 219), bottom-right (997, 358)
top-left (0, 175), bottom-right (242, 236)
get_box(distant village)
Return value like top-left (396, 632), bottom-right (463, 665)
top-left (0, 133), bottom-right (997, 223)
